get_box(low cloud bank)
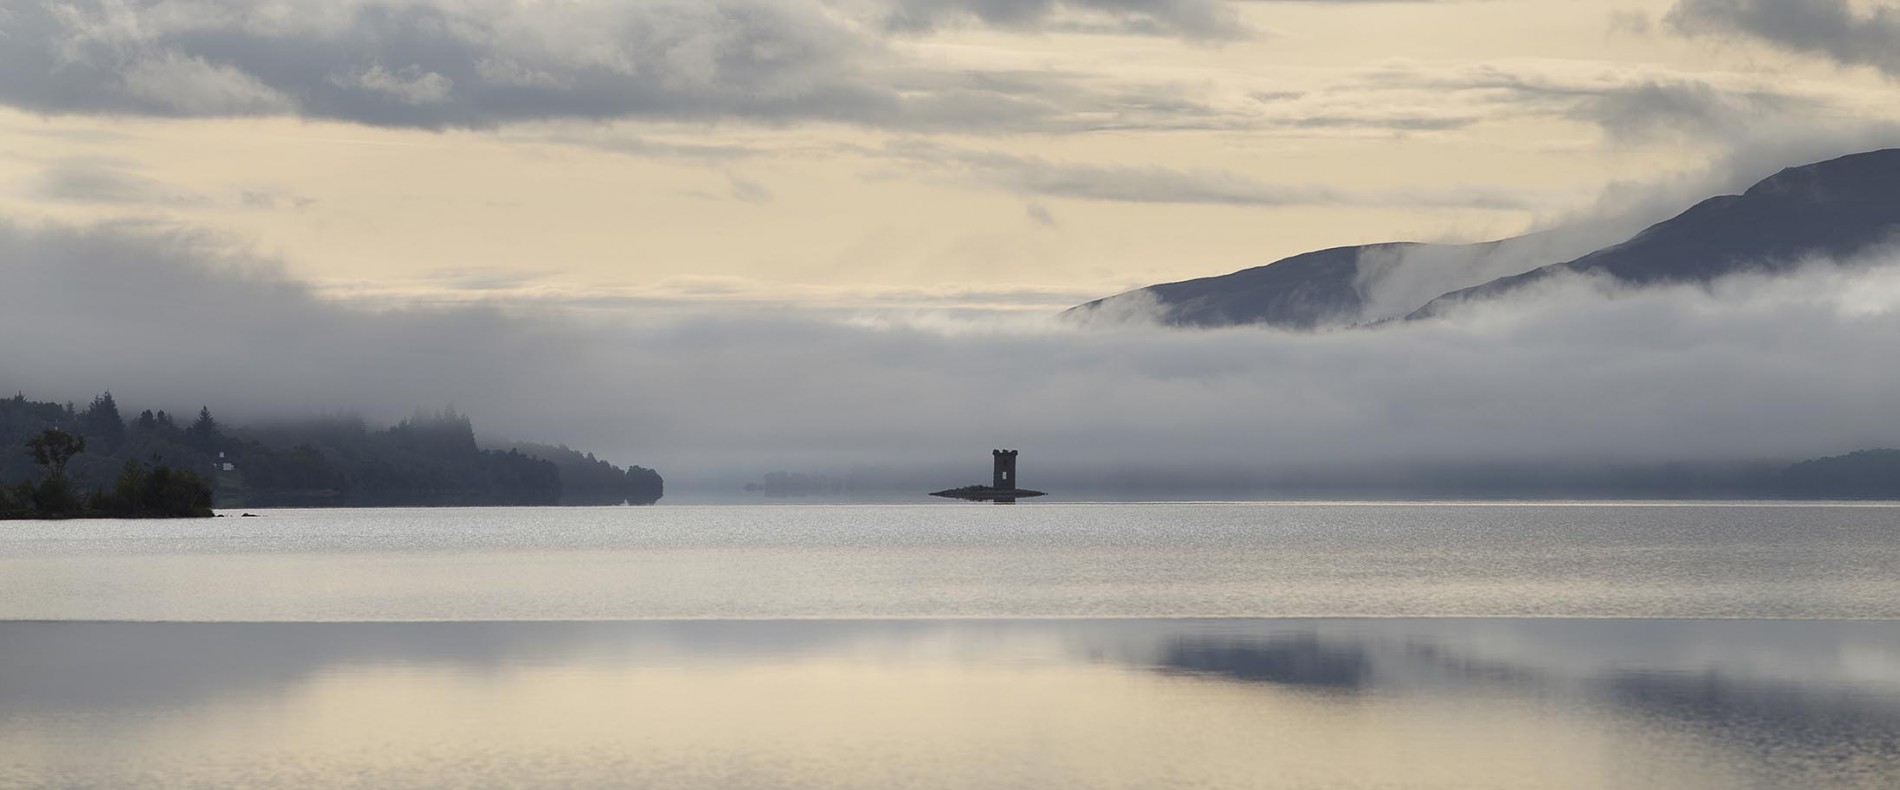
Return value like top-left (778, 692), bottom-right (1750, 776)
top-left (4, 218), bottom-right (1900, 490)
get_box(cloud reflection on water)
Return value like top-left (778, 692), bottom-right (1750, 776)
top-left (2, 618), bottom-right (1897, 788)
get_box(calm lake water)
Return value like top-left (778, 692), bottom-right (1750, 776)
top-left (3, 503), bottom-right (1899, 788)
top-left (3, 502), bottom-right (1898, 620)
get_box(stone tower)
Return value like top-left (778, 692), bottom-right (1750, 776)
top-left (992, 449), bottom-right (1019, 490)
top-left (930, 449), bottom-right (1044, 502)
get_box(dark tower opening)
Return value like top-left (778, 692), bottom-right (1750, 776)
top-left (993, 449), bottom-right (1018, 489)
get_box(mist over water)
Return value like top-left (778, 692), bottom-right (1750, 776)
top-left (5, 218), bottom-right (1900, 489)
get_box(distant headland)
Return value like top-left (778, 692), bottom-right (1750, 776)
top-left (1, 391), bottom-right (663, 515)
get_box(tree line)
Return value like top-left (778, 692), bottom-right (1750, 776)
top-left (1, 392), bottom-right (663, 513)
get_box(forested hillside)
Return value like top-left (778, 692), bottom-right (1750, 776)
top-left (1, 393), bottom-right (662, 508)
top-left (500, 442), bottom-right (664, 505)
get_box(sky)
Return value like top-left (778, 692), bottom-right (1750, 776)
top-left (5, 0), bottom-right (1900, 488)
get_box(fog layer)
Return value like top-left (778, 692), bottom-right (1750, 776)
top-left (4, 218), bottom-right (1899, 488)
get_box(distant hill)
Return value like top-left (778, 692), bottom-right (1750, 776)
top-left (1069, 148), bottom-right (1900, 328)
top-left (1773, 449), bottom-right (1900, 500)
top-left (1064, 238), bottom-right (1552, 330)
top-left (1066, 243), bottom-right (1392, 330)
top-left (1411, 148), bottom-right (1900, 319)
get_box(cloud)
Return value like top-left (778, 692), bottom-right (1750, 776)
top-left (0, 1), bottom-right (1831, 145)
top-left (32, 158), bottom-right (205, 205)
top-left (1208, 122), bottom-right (1900, 328)
top-left (319, 272), bottom-right (1102, 316)
top-left (532, 130), bottom-right (772, 162)
top-left (116, 51), bottom-right (295, 114)
top-left (1667, 0), bottom-right (1900, 76)
top-left (0, 0), bottom-right (882, 127)
top-left (1347, 59), bottom-right (1837, 144)
top-left (6, 216), bottom-right (1900, 489)
top-left (1530, 119), bottom-right (1900, 259)
top-left (1275, 112), bottom-right (1479, 132)
top-left (871, 0), bottom-right (1251, 41)
top-left (0, 0), bottom-right (1238, 132)
top-left (1564, 80), bottom-right (1822, 143)
top-left (881, 140), bottom-right (1538, 208)
top-left (1343, 121), bottom-right (1900, 324)
top-left (1071, 126), bottom-right (1900, 332)
top-left (416, 266), bottom-right (553, 293)
top-left (29, 158), bottom-right (323, 211)
top-left (1608, 10), bottom-right (1652, 36)
top-left (1350, 228), bottom-right (1631, 323)
top-left (330, 64), bottom-right (455, 105)
top-left (238, 190), bottom-right (318, 211)
top-left (903, 143), bottom-right (1340, 204)
top-left (727, 174), bottom-right (774, 204)
top-left (1025, 201), bottom-right (1059, 227)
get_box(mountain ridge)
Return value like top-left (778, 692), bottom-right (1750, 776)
top-left (1068, 148), bottom-right (1900, 328)
top-left (1409, 148), bottom-right (1900, 319)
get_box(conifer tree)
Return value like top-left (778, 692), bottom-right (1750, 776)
top-left (187, 406), bottom-right (221, 451)
top-left (83, 392), bottom-right (126, 449)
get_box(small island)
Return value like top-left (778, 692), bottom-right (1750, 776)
top-left (930, 450), bottom-right (1047, 504)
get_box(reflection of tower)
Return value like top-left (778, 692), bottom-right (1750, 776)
top-left (992, 449), bottom-right (1019, 490)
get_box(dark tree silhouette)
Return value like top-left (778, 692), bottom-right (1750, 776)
top-left (92, 459), bottom-right (215, 518)
top-left (187, 406), bottom-right (221, 451)
top-left (19, 429), bottom-right (88, 517)
top-left (6, 424), bottom-right (213, 519)
top-left (82, 392), bottom-right (126, 449)
top-left (27, 429), bottom-right (86, 479)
